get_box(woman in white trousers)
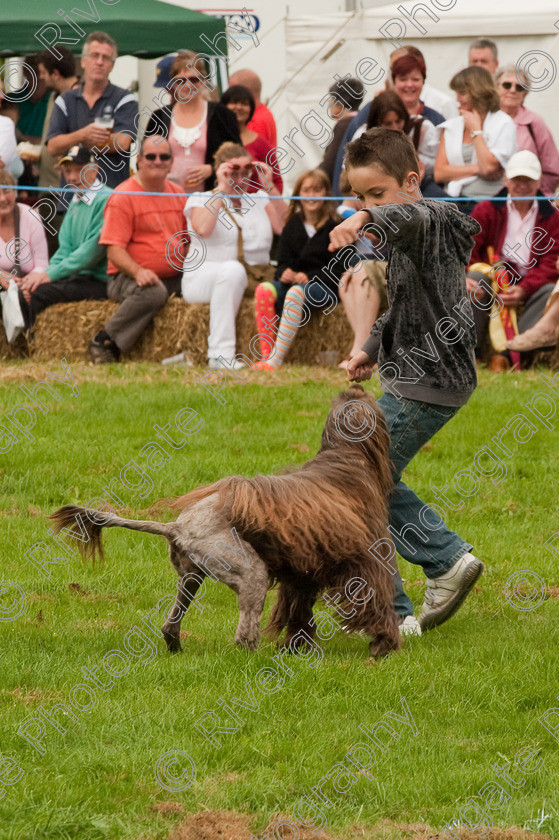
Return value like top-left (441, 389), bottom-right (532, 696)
top-left (182, 142), bottom-right (286, 367)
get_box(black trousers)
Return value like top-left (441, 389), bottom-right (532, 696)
top-left (19, 274), bottom-right (108, 328)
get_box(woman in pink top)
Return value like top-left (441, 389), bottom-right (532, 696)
top-left (0, 170), bottom-right (48, 290)
top-left (496, 64), bottom-right (559, 196)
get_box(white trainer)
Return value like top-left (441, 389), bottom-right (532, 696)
top-left (398, 615), bottom-right (422, 637)
top-left (419, 552), bottom-right (484, 632)
top-left (208, 357), bottom-right (245, 371)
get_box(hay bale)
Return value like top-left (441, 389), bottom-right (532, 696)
top-left (0, 329), bottom-right (28, 360)
top-left (24, 295), bottom-right (354, 365)
top-left (29, 298), bottom-right (119, 361)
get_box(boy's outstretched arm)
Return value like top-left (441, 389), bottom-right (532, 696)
top-left (329, 210), bottom-right (370, 251)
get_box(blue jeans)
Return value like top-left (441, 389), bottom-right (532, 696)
top-left (377, 393), bottom-right (473, 617)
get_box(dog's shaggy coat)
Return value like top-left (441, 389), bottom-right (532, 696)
top-left (51, 385), bottom-right (400, 658)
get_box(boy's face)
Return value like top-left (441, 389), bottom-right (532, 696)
top-left (347, 163), bottom-right (420, 208)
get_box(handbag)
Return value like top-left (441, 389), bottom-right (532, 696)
top-left (0, 205), bottom-right (26, 343)
top-left (470, 248), bottom-right (521, 369)
top-left (222, 201), bottom-right (275, 297)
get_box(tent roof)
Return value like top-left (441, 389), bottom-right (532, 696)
top-left (287, 0), bottom-right (559, 41)
top-left (1, 0), bottom-right (226, 58)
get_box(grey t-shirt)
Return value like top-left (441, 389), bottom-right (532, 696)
top-left (461, 142), bottom-right (504, 198)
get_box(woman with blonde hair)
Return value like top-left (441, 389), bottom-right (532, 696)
top-left (434, 65), bottom-right (517, 209)
top-left (254, 168), bottom-right (349, 369)
top-left (145, 51), bottom-right (240, 192)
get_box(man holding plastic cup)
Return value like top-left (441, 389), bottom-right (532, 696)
top-left (46, 31), bottom-right (138, 188)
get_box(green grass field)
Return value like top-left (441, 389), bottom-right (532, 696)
top-left (1, 361), bottom-right (559, 840)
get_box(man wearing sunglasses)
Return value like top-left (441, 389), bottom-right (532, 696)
top-left (88, 135), bottom-right (186, 363)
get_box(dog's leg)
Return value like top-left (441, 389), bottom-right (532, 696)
top-left (181, 520), bottom-right (269, 652)
top-left (343, 565), bottom-right (400, 659)
top-left (161, 551), bottom-right (206, 653)
top-left (235, 567), bottom-right (268, 651)
top-left (267, 582), bottom-right (319, 650)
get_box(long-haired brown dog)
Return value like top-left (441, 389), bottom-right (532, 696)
top-left (51, 385), bottom-right (400, 658)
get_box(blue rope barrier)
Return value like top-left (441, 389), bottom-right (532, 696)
top-left (0, 184), bottom-right (556, 202)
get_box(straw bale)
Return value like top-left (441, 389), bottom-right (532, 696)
top-left (2, 292), bottom-right (557, 368)
top-left (4, 295), bottom-right (354, 365)
top-left (0, 329), bottom-right (28, 361)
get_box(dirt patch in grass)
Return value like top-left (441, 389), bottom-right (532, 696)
top-left (163, 814), bottom-right (554, 840)
top-left (167, 810), bottom-right (254, 840)
top-left (1, 687), bottom-right (63, 706)
top-left (371, 822), bottom-right (555, 840)
top-left (150, 802), bottom-right (185, 816)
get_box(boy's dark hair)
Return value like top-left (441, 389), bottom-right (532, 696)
top-left (343, 127), bottom-right (419, 185)
top-left (220, 84), bottom-right (256, 122)
top-left (37, 47), bottom-right (77, 78)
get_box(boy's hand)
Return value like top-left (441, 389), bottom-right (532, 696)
top-left (329, 210), bottom-right (370, 251)
top-left (347, 350), bottom-right (374, 382)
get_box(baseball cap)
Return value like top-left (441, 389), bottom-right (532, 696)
top-left (155, 53), bottom-right (178, 88)
top-left (505, 150), bottom-right (542, 181)
top-left (58, 146), bottom-right (94, 166)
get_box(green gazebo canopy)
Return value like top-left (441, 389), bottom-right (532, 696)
top-left (1, 0), bottom-right (227, 58)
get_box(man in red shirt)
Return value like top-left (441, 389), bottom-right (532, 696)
top-left (228, 69), bottom-right (277, 148)
top-left (88, 135), bottom-right (187, 362)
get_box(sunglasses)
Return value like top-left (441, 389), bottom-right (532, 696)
top-left (173, 75), bottom-right (202, 85)
top-left (143, 153), bottom-right (172, 161)
top-left (501, 81), bottom-right (525, 92)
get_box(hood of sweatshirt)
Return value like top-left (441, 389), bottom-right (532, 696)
top-left (424, 198), bottom-right (482, 266)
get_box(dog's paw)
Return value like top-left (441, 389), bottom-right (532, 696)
top-left (235, 636), bottom-right (259, 651)
top-left (162, 630), bottom-right (182, 654)
top-left (368, 636), bottom-right (400, 658)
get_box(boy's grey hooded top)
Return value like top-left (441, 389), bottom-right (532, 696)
top-left (361, 198), bottom-right (482, 406)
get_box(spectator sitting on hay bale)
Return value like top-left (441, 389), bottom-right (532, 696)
top-left (253, 168), bottom-right (354, 370)
top-left (0, 170), bottom-right (48, 296)
top-left (17, 146), bottom-right (112, 331)
top-left (182, 141), bottom-right (286, 369)
top-left (88, 134), bottom-right (186, 364)
top-left (507, 272), bottom-right (559, 352)
top-left (467, 151), bottom-right (559, 371)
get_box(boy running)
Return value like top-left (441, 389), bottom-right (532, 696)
top-left (329, 128), bottom-right (484, 636)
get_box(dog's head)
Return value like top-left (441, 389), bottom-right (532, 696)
top-left (321, 385), bottom-right (392, 481)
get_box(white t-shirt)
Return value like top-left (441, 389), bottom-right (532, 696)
top-left (184, 189), bottom-right (273, 266)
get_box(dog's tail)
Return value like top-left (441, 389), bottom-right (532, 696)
top-left (49, 505), bottom-right (177, 562)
